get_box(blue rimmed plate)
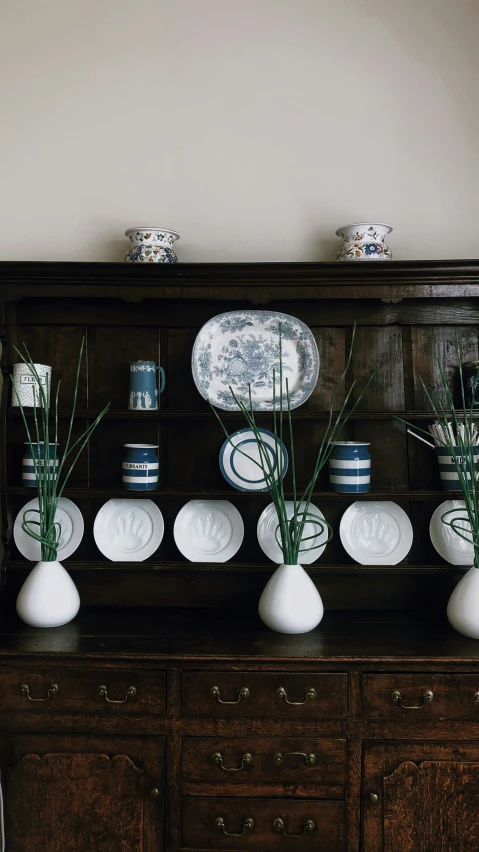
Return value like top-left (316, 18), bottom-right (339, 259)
top-left (192, 309), bottom-right (319, 411)
top-left (219, 428), bottom-right (288, 492)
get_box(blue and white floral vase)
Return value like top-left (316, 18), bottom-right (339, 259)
top-left (124, 228), bottom-right (180, 263)
top-left (335, 223), bottom-right (392, 261)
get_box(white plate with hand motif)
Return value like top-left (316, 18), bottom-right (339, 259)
top-left (192, 309), bottom-right (319, 411)
top-left (14, 497), bottom-right (84, 561)
top-left (339, 501), bottom-right (413, 565)
top-left (257, 501), bottom-right (329, 564)
top-left (93, 499), bottom-right (164, 561)
top-left (430, 500), bottom-right (474, 565)
top-left (174, 500), bottom-right (244, 562)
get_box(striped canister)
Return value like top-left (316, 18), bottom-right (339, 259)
top-left (122, 443), bottom-right (159, 491)
top-left (22, 442), bottom-right (59, 487)
top-left (435, 446), bottom-right (479, 491)
top-left (328, 442), bottom-right (371, 493)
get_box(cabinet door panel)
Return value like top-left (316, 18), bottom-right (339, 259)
top-left (6, 735), bottom-right (164, 852)
top-left (363, 742), bottom-right (479, 852)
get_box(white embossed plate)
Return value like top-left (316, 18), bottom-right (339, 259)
top-left (257, 501), bottom-right (329, 564)
top-left (14, 497), bottom-right (84, 562)
top-left (430, 500), bottom-right (474, 565)
top-left (173, 500), bottom-right (244, 562)
top-left (93, 498), bottom-right (164, 562)
top-left (339, 501), bottom-right (413, 565)
top-left (192, 309), bottom-right (319, 411)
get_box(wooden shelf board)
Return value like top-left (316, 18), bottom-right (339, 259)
top-left (6, 486), bottom-right (461, 500)
top-left (6, 407), bottom-right (475, 421)
top-left (7, 560), bottom-right (464, 575)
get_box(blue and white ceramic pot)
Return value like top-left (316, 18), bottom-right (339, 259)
top-left (328, 442), bottom-right (371, 493)
top-left (122, 444), bottom-right (159, 491)
top-left (22, 442), bottom-right (59, 487)
top-left (436, 446), bottom-right (479, 491)
top-left (335, 223), bottom-right (392, 261)
top-left (124, 228), bottom-right (180, 263)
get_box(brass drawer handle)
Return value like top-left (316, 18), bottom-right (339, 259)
top-left (97, 684), bottom-right (137, 704)
top-left (20, 683), bottom-right (59, 702)
top-left (474, 692), bottom-right (479, 703)
top-left (210, 685), bottom-right (250, 704)
top-left (391, 689), bottom-right (433, 709)
top-left (215, 816), bottom-right (254, 836)
top-left (273, 817), bottom-right (315, 836)
top-left (212, 751), bottom-right (252, 771)
top-left (276, 686), bottom-right (316, 705)
top-left (274, 751), bottom-right (317, 766)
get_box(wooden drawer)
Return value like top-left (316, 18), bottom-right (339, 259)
top-left (181, 737), bottom-right (345, 797)
top-left (363, 673), bottom-right (479, 719)
top-left (182, 672), bottom-right (346, 718)
top-left (181, 797), bottom-right (344, 850)
top-left (0, 667), bottom-right (166, 715)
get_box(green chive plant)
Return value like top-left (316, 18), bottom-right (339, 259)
top-left (11, 339), bottom-right (110, 562)
top-left (212, 323), bottom-right (376, 565)
top-left (395, 342), bottom-right (479, 567)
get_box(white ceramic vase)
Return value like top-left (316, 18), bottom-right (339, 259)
top-left (335, 223), bottom-right (392, 261)
top-left (16, 560), bottom-right (80, 628)
top-left (447, 566), bottom-right (479, 639)
top-left (258, 563), bottom-right (324, 634)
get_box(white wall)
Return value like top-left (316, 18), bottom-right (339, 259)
top-left (1, 0), bottom-right (478, 262)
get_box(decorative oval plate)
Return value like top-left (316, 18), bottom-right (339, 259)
top-left (339, 501), bottom-right (413, 565)
top-left (192, 309), bottom-right (319, 411)
top-left (430, 500), bottom-right (474, 565)
top-left (14, 497), bottom-right (84, 561)
top-left (257, 501), bottom-right (329, 564)
top-left (174, 500), bottom-right (244, 562)
top-left (219, 427), bottom-right (288, 492)
top-left (93, 498), bottom-right (164, 561)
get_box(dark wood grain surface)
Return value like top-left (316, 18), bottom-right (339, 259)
top-left (0, 608), bottom-right (478, 662)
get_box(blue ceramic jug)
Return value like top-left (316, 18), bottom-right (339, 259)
top-left (122, 444), bottom-right (159, 491)
top-left (129, 361), bottom-right (166, 411)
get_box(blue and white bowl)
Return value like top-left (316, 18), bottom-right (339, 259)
top-left (328, 442), bottom-right (371, 493)
top-left (122, 444), bottom-right (159, 491)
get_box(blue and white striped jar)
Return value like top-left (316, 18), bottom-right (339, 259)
top-left (328, 442), bottom-right (371, 493)
top-left (122, 443), bottom-right (159, 491)
top-left (435, 446), bottom-right (479, 491)
top-left (22, 442), bottom-right (59, 487)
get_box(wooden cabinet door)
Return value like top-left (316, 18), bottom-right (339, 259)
top-left (3, 734), bottom-right (164, 852)
top-left (363, 742), bottom-right (479, 852)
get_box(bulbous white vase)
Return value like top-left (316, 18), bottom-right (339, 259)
top-left (16, 561), bottom-right (80, 628)
top-left (447, 566), bottom-right (479, 639)
top-left (258, 563), bottom-right (324, 634)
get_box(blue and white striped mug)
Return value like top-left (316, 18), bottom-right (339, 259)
top-left (328, 442), bottom-right (371, 493)
top-left (22, 442), bottom-right (59, 487)
top-left (435, 446), bottom-right (479, 491)
top-left (122, 443), bottom-right (159, 491)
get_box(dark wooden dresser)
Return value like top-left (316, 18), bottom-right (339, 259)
top-left (1, 259), bottom-right (479, 850)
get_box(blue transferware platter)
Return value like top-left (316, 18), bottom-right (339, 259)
top-left (219, 427), bottom-right (288, 492)
top-left (192, 309), bottom-right (319, 411)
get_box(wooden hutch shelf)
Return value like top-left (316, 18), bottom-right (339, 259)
top-left (2, 260), bottom-right (479, 851)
